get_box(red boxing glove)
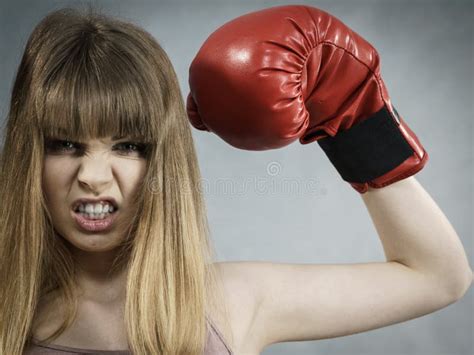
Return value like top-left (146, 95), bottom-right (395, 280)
top-left (187, 5), bottom-right (428, 193)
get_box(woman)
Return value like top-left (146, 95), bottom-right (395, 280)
top-left (0, 4), bottom-right (472, 355)
top-left (0, 6), bottom-right (229, 355)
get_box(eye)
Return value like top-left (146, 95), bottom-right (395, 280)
top-left (44, 139), bottom-right (149, 157)
top-left (114, 142), bottom-right (149, 157)
top-left (44, 139), bottom-right (80, 154)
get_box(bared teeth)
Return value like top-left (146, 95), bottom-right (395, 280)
top-left (75, 202), bottom-right (115, 214)
top-left (78, 211), bottom-right (111, 220)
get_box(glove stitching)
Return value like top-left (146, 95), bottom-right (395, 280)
top-left (301, 40), bottom-right (412, 157)
top-left (371, 149), bottom-right (429, 188)
top-left (298, 39), bottom-right (423, 189)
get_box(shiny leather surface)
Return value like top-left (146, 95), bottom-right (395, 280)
top-left (187, 5), bottom-right (428, 192)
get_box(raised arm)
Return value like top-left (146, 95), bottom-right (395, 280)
top-left (187, 4), bottom-right (473, 353)
top-left (215, 177), bottom-right (472, 352)
top-left (362, 176), bottom-right (473, 298)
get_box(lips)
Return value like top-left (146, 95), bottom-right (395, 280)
top-left (71, 208), bottom-right (118, 233)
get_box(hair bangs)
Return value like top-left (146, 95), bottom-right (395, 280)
top-left (35, 31), bottom-right (162, 144)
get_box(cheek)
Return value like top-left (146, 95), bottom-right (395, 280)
top-left (42, 159), bottom-right (71, 206)
top-left (118, 162), bottom-right (147, 207)
top-left (120, 161), bottom-right (147, 188)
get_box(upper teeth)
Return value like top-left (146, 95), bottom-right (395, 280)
top-left (76, 202), bottom-right (115, 214)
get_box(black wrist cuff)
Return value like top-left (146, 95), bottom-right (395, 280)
top-left (317, 105), bottom-right (414, 183)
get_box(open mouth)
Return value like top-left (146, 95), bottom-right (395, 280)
top-left (73, 202), bottom-right (118, 220)
top-left (73, 207), bottom-right (118, 220)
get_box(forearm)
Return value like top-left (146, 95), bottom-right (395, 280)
top-left (361, 176), bottom-right (473, 296)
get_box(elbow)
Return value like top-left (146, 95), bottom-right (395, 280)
top-left (458, 269), bottom-right (474, 298)
top-left (447, 268), bottom-right (473, 301)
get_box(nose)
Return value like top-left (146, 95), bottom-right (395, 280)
top-left (77, 156), bottom-right (113, 194)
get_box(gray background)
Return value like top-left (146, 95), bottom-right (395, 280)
top-left (1, 0), bottom-right (472, 354)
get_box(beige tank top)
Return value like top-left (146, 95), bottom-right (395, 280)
top-left (23, 317), bottom-right (233, 354)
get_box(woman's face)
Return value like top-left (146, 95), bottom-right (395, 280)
top-left (42, 135), bottom-right (148, 253)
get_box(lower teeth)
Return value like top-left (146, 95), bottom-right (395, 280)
top-left (79, 212), bottom-right (112, 220)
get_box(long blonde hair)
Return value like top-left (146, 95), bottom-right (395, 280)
top-left (0, 5), bottom-right (230, 354)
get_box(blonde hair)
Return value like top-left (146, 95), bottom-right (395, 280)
top-left (0, 5), bottom-right (231, 354)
